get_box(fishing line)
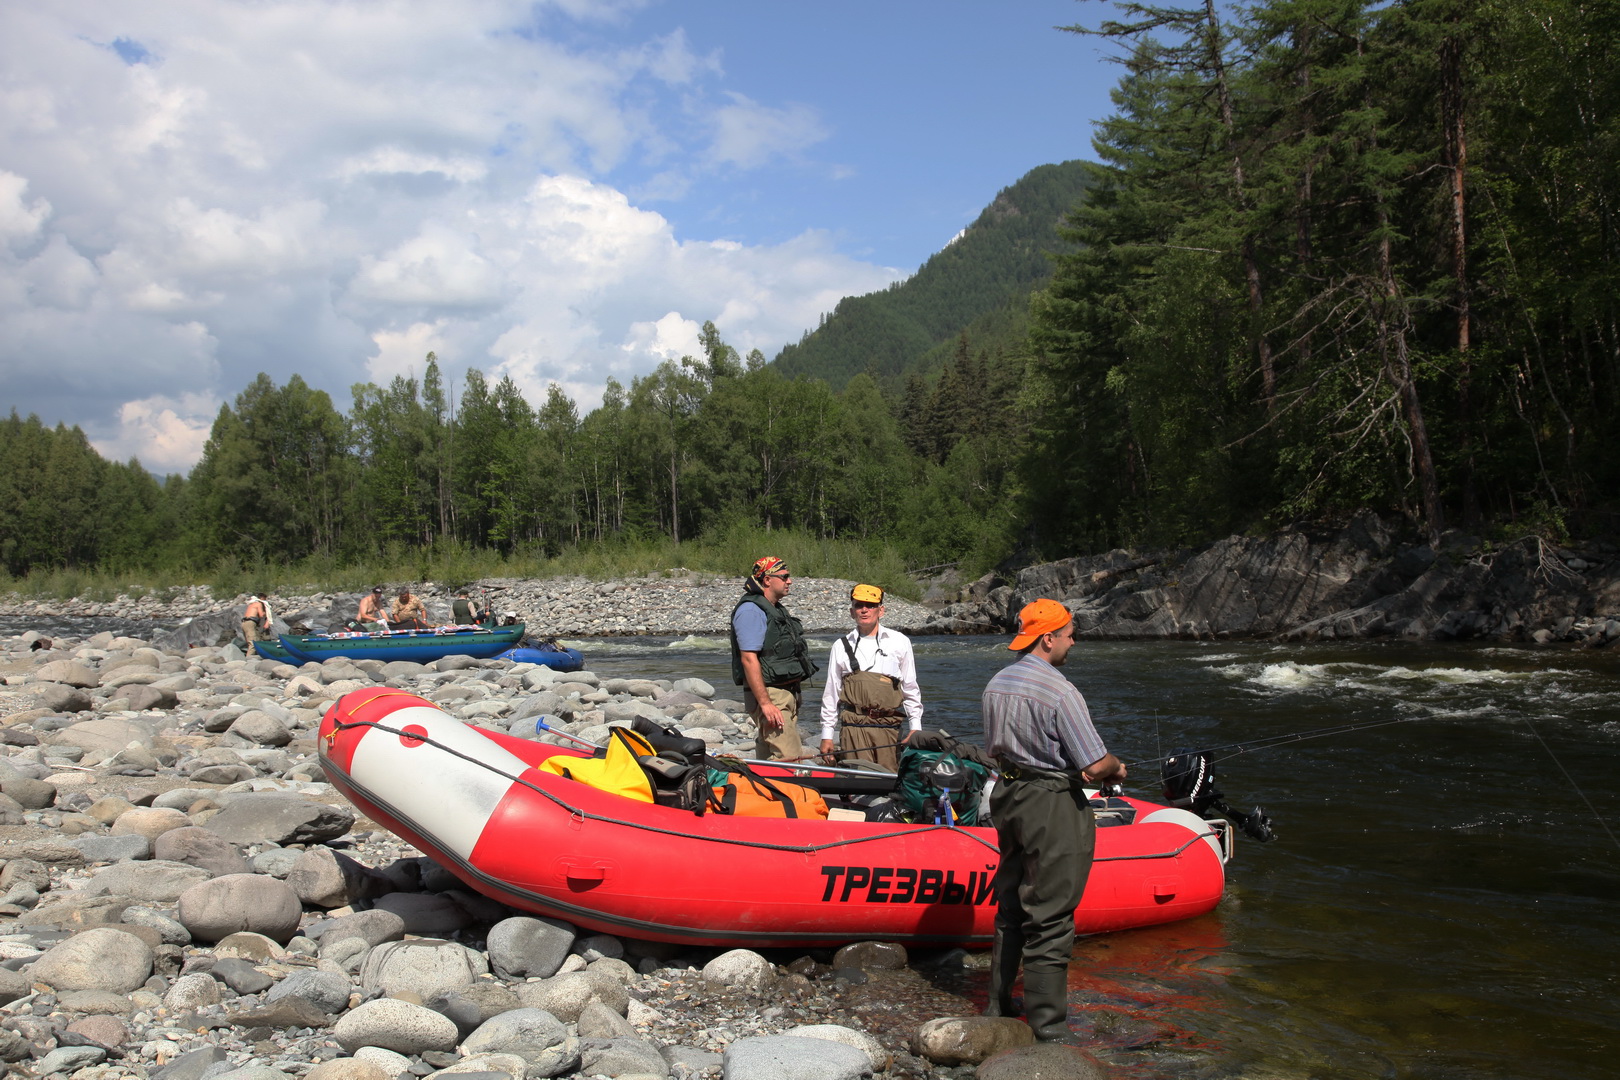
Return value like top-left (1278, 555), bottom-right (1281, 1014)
top-left (1123, 714), bottom-right (1434, 769)
top-left (1516, 714), bottom-right (1620, 858)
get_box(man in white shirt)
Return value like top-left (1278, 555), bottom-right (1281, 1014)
top-left (818, 583), bottom-right (923, 770)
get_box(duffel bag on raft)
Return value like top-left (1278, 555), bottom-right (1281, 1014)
top-left (706, 758), bottom-right (829, 819)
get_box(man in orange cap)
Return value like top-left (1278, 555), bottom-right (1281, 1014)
top-left (729, 556), bottom-right (818, 760)
top-left (818, 583), bottom-right (922, 770)
top-left (981, 598), bottom-right (1126, 1043)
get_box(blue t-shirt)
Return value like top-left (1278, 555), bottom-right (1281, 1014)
top-left (732, 603), bottom-right (768, 652)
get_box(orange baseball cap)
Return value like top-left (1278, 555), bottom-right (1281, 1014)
top-left (1009, 598), bottom-right (1073, 650)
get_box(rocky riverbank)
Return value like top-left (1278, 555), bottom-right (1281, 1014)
top-left (0, 627), bottom-right (1121, 1080)
top-left (0, 575), bottom-right (936, 646)
top-left (921, 513), bottom-right (1620, 647)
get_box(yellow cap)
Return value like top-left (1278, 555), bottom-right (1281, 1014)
top-left (850, 584), bottom-right (885, 604)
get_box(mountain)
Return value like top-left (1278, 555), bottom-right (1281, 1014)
top-left (772, 160), bottom-right (1092, 389)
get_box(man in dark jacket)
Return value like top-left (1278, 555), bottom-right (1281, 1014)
top-left (729, 556), bottom-right (817, 760)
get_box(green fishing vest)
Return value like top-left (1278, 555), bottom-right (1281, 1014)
top-left (452, 598), bottom-right (475, 623)
top-left (730, 591), bottom-right (817, 687)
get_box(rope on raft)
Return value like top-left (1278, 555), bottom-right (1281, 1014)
top-left (323, 712), bottom-right (1217, 862)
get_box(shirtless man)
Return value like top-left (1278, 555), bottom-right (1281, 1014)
top-left (356, 586), bottom-right (387, 630)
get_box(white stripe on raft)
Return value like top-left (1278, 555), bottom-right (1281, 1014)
top-left (347, 705), bottom-right (529, 860)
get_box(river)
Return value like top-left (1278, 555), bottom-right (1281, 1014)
top-left (577, 633), bottom-right (1620, 1080)
top-left (8, 617), bottom-right (1618, 1077)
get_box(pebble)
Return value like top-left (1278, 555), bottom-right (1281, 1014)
top-left (0, 618), bottom-right (1058, 1080)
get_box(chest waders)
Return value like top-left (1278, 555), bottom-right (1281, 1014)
top-left (836, 636), bottom-right (906, 771)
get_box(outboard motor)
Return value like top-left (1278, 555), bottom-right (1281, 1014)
top-left (1162, 749), bottom-right (1275, 842)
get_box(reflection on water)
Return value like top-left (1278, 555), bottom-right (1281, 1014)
top-left (586, 633), bottom-right (1620, 1079)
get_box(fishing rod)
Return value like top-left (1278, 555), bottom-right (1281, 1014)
top-left (530, 717), bottom-right (890, 779)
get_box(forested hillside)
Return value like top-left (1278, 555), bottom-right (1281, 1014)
top-left (773, 160), bottom-right (1090, 390)
top-left (1021, 0), bottom-right (1619, 554)
top-left (3, 0), bottom-right (1615, 589)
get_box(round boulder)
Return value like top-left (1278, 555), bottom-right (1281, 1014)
top-left (28, 927), bottom-right (154, 994)
top-left (358, 939), bottom-right (488, 999)
top-left (701, 948), bottom-right (777, 994)
top-left (332, 997), bottom-right (459, 1055)
top-left (176, 873), bottom-right (302, 944)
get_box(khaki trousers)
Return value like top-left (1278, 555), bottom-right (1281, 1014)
top-left (241, 619), bottom-right (262, 657)
top-left (746, 685), bottom-right (804, 760)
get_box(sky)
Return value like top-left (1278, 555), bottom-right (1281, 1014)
top-left (0, 0), bottom-right (1126, 475)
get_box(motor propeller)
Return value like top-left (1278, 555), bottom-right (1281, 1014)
top-left (1162, 749), bottom-right (1275, 842)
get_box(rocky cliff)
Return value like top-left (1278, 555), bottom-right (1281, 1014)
top-left (920, 512), bottom-right (1620, 647)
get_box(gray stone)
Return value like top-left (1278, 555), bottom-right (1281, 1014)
top-left (229, 710), bottom-right (293, 747)
top-left (352, 1047), bottom-right (412, 1078)
top-left (911, 1016), bottom-right (1033, 1066)
top-left (176, 872), bottom-right (303, 943)
top-left (577, 999), bottom-right (640, 1040)
top-left (164, 971), bottom-right (224, 1011)
top-left (486, 915), bottom-right (577, 980)
top-left (86, 859), bottom-right (211, 902)
top-left (121, 905), bottom-right (193, 945)
top-left (333, 997), bottom-right (460, 1054)
top-left (701, 948), bottom-right (776, 994)
top-left (832, 941), bottom-right (907, 971)
top-left (122, 684), bottom-right (180, 711)
top-left (34, 660), bottom-right (99, 688)
top-left (152, 1045), bottom-right (230, 1080)
top-left (2, 775), bottom-right (57, 810)
top-left (359, 938), bottom-right (488, 998)
top-left (36, 1046), bottom-right (108, 1074)
top-left (672, 678), bottom-right (714, 699)
top-left (153, 826), bottom-right (251, 876)
top-left (111, 806), bottom-right (192, 841)
top-left (974, 1043), bottom-right (1110, 1080)
top-left (316, 908), bottom-right (408, 949)
top-left (288, 845), bottom-right (391, 908)
top-left (68, 832), bottom-right (151, 863)
top-left (305, 1059), bottom-right (391, 1080)
top-left (721, 1035), bottom-right (872, 1080)
top-left (267, 968), bottom-right (352, 1016)
top-left (34, 683), bottom-right (93, 713)
top-left (203, 793), bottom-right (355, 845)
top-left (514, 970), bottom-right (628, 1022)
top-left (28, 926), bottom-right (154, 993)
top-left (580, 1036), bottom-right (667, 1078)
top-left (460, 1008), bottom-right (577, 1078)
top-left (210, 957), bottom-right (276, 994)
top-left (784, 1025), bottom-right (891, 1072)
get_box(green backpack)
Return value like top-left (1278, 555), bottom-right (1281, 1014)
top-left (896, 733), bottom-right (992, 826)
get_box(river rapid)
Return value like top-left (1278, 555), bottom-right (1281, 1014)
top-left (7, 616), bottom-right (1618, 1078)
top-left (578, 633), bottom-right (1620, 1080)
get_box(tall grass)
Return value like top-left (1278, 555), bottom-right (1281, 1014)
top-left (0, 528), bottom-right (923, 602)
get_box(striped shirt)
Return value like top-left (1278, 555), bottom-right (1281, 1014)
top-left (982, 654), bottom-right (1108, 774)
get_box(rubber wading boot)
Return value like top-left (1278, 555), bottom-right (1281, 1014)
top-left (983, 928), bottom-right (1023, 1017)
top-left (1023, 967), bottom-right (1082, 1044)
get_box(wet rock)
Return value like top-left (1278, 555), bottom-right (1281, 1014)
top-left (911, 1016), bottom-right (1034, 1065)
top-left (832, 940), bottom-right (907, 971)
top-left (975, 1042), bottom-right (1111, 1080)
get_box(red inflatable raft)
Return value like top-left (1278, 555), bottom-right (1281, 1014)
top-left (318, 687), bottom-right (1230, 948)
